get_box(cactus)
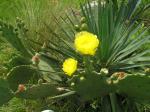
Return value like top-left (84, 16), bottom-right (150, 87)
top-left (0, 20), bottom-right (32, 58)
top-left (0, 0), bottom-right (150, 111)
top-left (38, 54), bottom-right (62, 82)
top-left (73, 74), bottom-right (114, 100)
top-left (15, 83), bottom-right (60, 99)
top-left (112, 73), bottom-right (150, 102)
top-left (8, 55), bottom-right (31, 69)
top-left (7, 65), bottom-right (38, 91)
top-left (0, 78), bottom-right (14, 106)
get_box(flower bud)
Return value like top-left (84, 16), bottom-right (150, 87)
top-left (80, 23), bottom-right (88, 31)
top-left (80, 17), bottom-right (86, 23)
top-left (71, 82), bottom-right (75, 86)
top-left (100, 68), bottom-right (109, 75)
top-left (18, 84), bottom-right (26, 92)
top-left (80, 76), bottom-right (85, 81)
top-left (32, 53), bottom-right (40, 65)
top-left (112, 72), bottom-right (126, 80)
top-left (74, 24), bottom-right (80, 31)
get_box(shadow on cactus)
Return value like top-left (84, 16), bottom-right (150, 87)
top-left (0, 0), bottom-right (150, 111)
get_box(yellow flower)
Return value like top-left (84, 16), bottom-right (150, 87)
top-left (74, 31), bottom-right (99, 55)
top-left (62, 58), bottom-right (78, 76)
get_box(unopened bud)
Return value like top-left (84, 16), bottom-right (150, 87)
top-left (71, 82), bottom-right (75, 86)
top-left (111, 72), bottom-right (126, 80)
top-left (100, 68), bottom-right (109, 75)
top-left (32, 53), bottom-right (40, 65)
top-left (18, 84), bottom-right (26, 92)
top-left (74, 24), bottom-right (80, 31)
top-left (80, 17), bottom-right (86, 23)
top-left (80, 76), bottom-right (85, 81)
top-left (80, 23), bottom-right (88, 30)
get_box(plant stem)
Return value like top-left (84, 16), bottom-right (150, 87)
top-left (84, 56), bottom-right (93, 75)
top-left (110, 93), bottom-right (117, 112)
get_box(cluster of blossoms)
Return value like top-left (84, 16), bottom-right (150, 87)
top-left (62, 31), bottom-right (100, 76)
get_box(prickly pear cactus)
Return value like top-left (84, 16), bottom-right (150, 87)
top-left (8, 55), bottom-right (31, 69)
top-left (113, 73), bottom-right (150, 102)
top-left (0, 21), bottom-right (31, 58)
top-left (16, 83), bottom-right (60, 99)
top-left (7, 65), bottom-right (38, 91)
top-left (0, 79), bottom-right (14, 106)
top-left (38, 54), bottom-right (62, 82)
top-left (73, 74), bottom-right (114, 100)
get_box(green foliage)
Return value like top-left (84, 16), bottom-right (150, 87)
top-left (16, 83), bottom-right (60, 99)
top-left (73, 74), bottom-right (113, 100)
top-left (7, 65), bottom-right (38, 91)
top-left (115, 73), bottom-right (150, 102)
top-left (0, 0), bottom-right (150, 111)
top-left (7, 55), bottom-right (31, 70)
top-left (0, 0), bottom-right (86, 51)
top-left (0, 43), bottom-right (14, 65)
top-left (0, 98), bottom-right (26, 112)
top-left (0, 21), bottom-right (32, 58)
top-left (43, 0), bottom-right (150, 72)
top-left (81, 1), bottom-right (150, 70)
top-left (38, 54), bottom-right (62, 83)
top-left (0, 78), bottom-right (14, 106)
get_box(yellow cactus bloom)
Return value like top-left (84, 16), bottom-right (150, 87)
top-left (62, 58), bottom-right (78, 76)
top-left (74, 31), bottom-right (99, 55)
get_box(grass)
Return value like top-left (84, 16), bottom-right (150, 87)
top-left (0, 0), bottom-right (85, 42)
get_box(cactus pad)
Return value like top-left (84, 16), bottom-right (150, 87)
top-left (8, 55), bottom-right (31, 69)
top-left (115, 73), bottom-right (150, 102)
top-left (16, 83), bottom-right (59, 99)
top-left (73, 74), bottom-right (114, 100)
top-left (7, 65), bottom-right (38, 91)
top-left (0, 78), bottom-right (14, 106)
top-left (39, 55), bottom-right (62, 82)
top-left (0, 21), bottom-right (31, 57)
